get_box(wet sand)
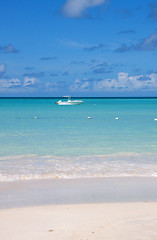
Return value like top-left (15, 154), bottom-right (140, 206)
top-left (0, 177), bottom-right (157, 209)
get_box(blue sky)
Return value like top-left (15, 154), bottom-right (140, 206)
top-left (0, 0), bottom-right (157, 97)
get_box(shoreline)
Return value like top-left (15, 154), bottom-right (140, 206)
top-left (1, 152), bottom-right (157, 181)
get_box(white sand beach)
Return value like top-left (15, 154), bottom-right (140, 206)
top-left (0, 177), bottom-right (157, 240)
top-left (0, 202), bottom-right (157, 240)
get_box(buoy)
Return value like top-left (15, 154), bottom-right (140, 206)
top-left (115, 117), bottom-right (119, 120)
top-left (88, 117), bottom-right (92, 119)
top-left (34, 116), bottom-right (37, 119)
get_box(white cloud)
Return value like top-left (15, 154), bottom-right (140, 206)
top-left (70, 78), bottom-right (90, 91)
top-left (74, 78), bottom-right (81, 84)
top-left (115, 30), bottom-right (157, 52)
top-left (81, 81), bottom-right (90, 89)
top-left (0, 44), bottom-right (19, 54)
top-left (0, 76), bottom-right (38, 93)
top-left (0, 64), bottom-right (6, 73)
top-left (61, 0), bottom-right (106, 18)
top-left (45, 81), bottom-right (65, 91)
top-left (143, 30), bottom-right (157, 50)
top-left (94, 72), bottom-right (157, 91)
top-left (149, 73), bottom-right (157, 83)
top-left (23, 77), bottom-right (37, 87)
top-left (0, 78), bottom-right (21, 88)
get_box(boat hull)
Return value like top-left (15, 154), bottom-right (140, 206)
top-left (56, 101), bottom-right (82, 105)
top-left (56, 99), bottom-right (83, 105)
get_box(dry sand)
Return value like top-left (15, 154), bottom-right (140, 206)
top-left (0, 202), bottom-right (157, 240)
top-left (0, 177), bottom-right (157, 240)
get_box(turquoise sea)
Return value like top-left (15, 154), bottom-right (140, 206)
top-left (0, 98), bottom-right (157, 181)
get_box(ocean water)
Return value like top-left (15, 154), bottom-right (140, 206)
top-left (0, 97), bottom-right (157, 181)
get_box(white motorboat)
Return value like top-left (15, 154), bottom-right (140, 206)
top-left (56, 97), bottom-right (83, 105)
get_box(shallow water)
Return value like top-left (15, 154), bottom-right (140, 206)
top-left (0, 98), bottom-right (157, 181)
